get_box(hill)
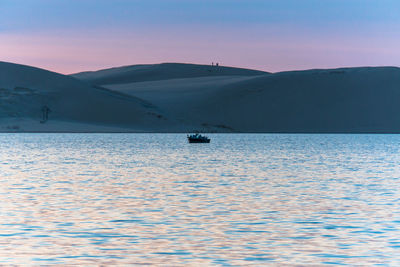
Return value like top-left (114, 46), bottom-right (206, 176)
top-left (0, 61), bottom-right (172, 132)
top-left (2, 61), bottom-right (400, 133)
top-left (90, 66), bottom-right (400, 133)
top-left (71, 63), bottom-right (268, 85)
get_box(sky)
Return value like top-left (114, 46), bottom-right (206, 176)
top-left (0, 0), bottom-right (399, 74)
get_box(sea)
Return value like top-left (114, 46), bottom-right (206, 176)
top-left (0, 133), bottom-right (399, 266)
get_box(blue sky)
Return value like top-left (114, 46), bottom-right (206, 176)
top-left (1, 0), bottom-right (399, 73)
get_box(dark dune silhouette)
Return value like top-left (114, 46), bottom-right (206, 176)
top-left (1, 61), bottom-right (400, 132)
top-left (89, 65), bottom-right (400, 133)
top-left (0, 61), bottom-right (172, 132)
top-left (72, 63), bottom-right (268, 85)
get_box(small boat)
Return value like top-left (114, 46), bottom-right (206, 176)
top-left (187, 133), bottom-right (210, 143)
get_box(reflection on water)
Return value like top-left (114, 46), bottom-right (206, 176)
top-left (0, 134), bottom-right (399, 265)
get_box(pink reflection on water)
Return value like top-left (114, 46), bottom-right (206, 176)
top-left (0, 134), bottom-right (399, 265)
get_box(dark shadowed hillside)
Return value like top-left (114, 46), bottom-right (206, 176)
top-left (93, 66), bottom-right (400, 133)
top-left (1, 61), bottom-right (400, 132)
top-left (0, 61), bottom-right (174, 132)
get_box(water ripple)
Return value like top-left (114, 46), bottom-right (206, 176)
top-left (0, 133), bottom-right (399, 265)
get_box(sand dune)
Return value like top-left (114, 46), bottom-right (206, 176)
top-left (94, 66), bottom-right (400, 133)
top-left (71, 63), bottom-right (268, 85)
top-left (0, 61), bottom-right (172, 132)
top-left (2, 61), bottom-right (400, 132)
top-left (103, 75), bottom-right (260, 132)
top-left (203, 67), bottom-right (400, 132)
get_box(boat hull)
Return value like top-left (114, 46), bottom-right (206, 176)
top-left (188, 138), bottom-right (210, 143)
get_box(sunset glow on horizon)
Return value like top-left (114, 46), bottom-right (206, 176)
top-left (1, 0), bottom-right (399, 74)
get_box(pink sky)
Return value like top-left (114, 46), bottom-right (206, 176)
top-left (2, 28), bottom-right (399, 74)
top-left (2, 0), bottom-right (400, 74)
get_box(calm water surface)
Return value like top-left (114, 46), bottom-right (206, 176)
top-left (0, 134), bottom-right (399, 266)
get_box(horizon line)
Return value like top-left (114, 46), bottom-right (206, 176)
top-left (2, 59), bottom-right (399, 75)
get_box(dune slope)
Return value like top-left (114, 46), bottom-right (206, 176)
top-left (99, 67), bottom-right (400, 133)
top-left (0, 61), bottom-right (170, 132)
top-left (3, 61), bottom-right (400, 133)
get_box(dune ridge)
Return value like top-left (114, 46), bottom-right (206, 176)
top-left (87, 65), bottom-right (400, 133)
top-left (1, 61), bottom-right (400, 132)
top-left (72, 63), bottom-right (268, 85)
top-left (0, 61), bottom-right (174, 132)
